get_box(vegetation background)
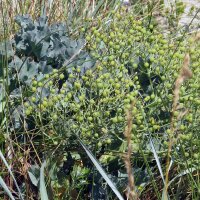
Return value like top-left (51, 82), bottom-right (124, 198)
top-left (0, 0), bottom-right (200, 200)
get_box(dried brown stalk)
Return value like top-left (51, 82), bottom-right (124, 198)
top-left (172, 54), bottom-right (192, 114)
top-left (194, 32), bottom-right (200, 41)
top-left (124, 102), bottom-right (138, 200)
top-left (164, 53), bottom-right (192, 199)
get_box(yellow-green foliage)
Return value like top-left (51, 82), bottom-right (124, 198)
top-left (26, 7), bottom-right (200, 169)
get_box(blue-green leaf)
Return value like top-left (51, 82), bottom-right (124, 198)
top-left (40, 161), bottom-right (49, 200)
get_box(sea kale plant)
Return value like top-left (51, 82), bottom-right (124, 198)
top-left (1, 15), bottom-right (95, 130)
top-left (20, 6), bottom-right (200, 199)
top-left (6, 14), bottom-right (94, 89)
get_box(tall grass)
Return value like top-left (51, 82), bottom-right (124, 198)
top-left (0, 0), bottom-right (119, 40)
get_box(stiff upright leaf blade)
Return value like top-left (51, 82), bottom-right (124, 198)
top-left (149, 138), bottom-right (165, 184)
top-left (77, 137), bottom-right (124, 200)
top-left (0, 176), bottom-right (15, 200)
top-left (40, 161), bottom-right (49, 200)
top-left (0, 150), bottom-right (23, 200)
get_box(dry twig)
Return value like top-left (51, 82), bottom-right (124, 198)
top-left (164, 53), bottom-right (192, 199)
top-left (124, 102), bottom-right (138, 200)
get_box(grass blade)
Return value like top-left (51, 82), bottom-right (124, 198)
top-left (168, 167), bottom-right (197, 187)
top-left (0, 150), bottom-right (23, 200)
top-left (92, 0), bottom-right (104, 17)
top-left (40, 161), bottom-right (49, 200)
top-left (77, 137), bottom-right (124, 200)
top-left (149, 138), bottom-right (165, 184)
top-left (0, 176), bottom-right (15, 200)
top-left (150, 139), bottom-right (170, 200)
